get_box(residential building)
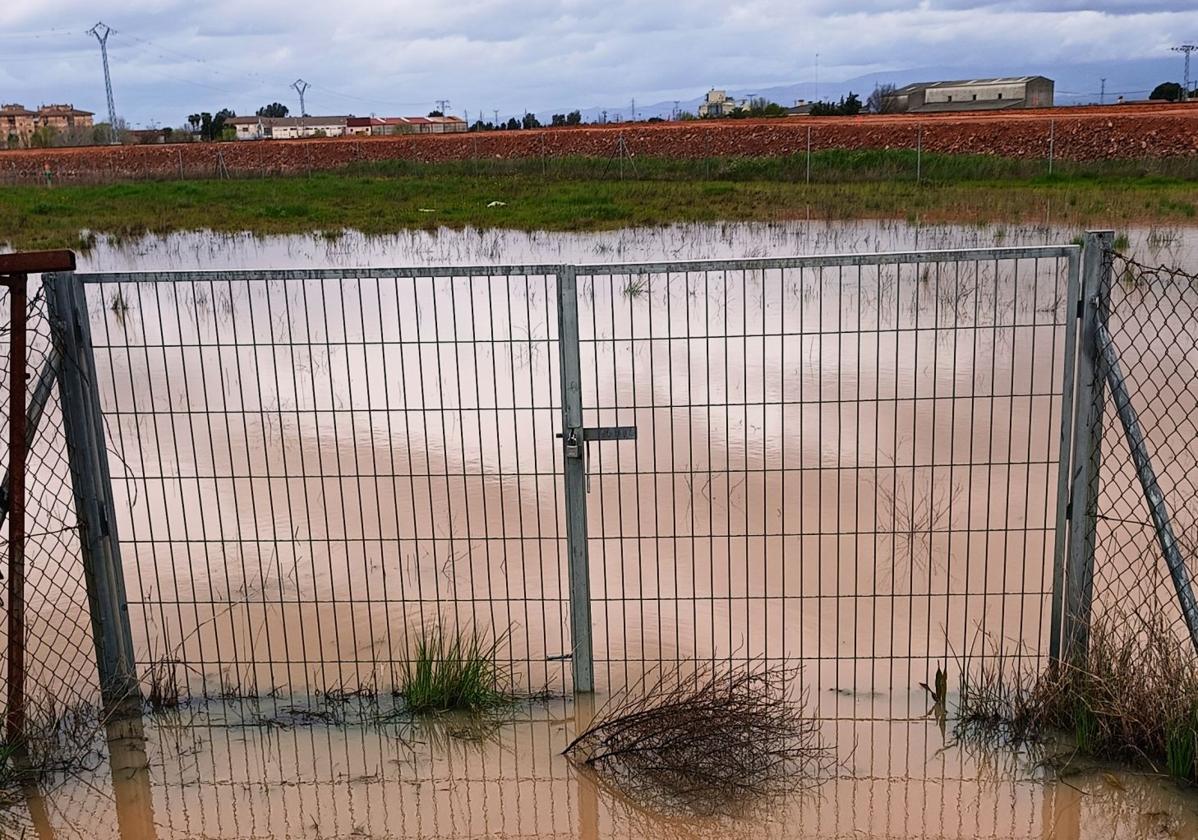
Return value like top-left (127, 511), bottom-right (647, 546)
top-left (35, 103), bottom-right (95, 132)
top-left (2, 103), bottom-right (35, 146)
top-left (697, 89), bottom-right (746, 118)
top-left (882, 77), bottom-right (1054, 113)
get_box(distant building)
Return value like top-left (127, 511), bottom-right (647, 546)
top-left (882, 77), bottom-right (1054, 113)
top-left (2, 104), bottom-right (36, 146)
top-left (35, 103), bottom-right (95, 132)
top-left (378, 116), bottom-right (467, 134)
top-left (785, 99), bottom-right (814, 116)
top-left (697, 89), bottom-right (746, 118)
top-left (227, 115), bottom-right (349, 140)
top-left (2, 102), bottom-right (94, 147)
top-left (229, 114), bottom-right (466, 139)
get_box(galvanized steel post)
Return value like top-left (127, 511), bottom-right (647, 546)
top-left (1060, 230), bottom-right (1113, 664)
top-left (45, 271), bottom-right (142, 713)
top-left (556, 266), bottom-right (595, 693)
top-left (1049, 246), bottom-right (1083, 662)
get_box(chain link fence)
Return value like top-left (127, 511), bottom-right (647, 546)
top-left (1091, 250), bottom-right (1198, 651)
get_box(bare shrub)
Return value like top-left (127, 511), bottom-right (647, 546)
top-left (563, 659), bottom-right (829, 816)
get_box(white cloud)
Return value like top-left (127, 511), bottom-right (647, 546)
top-left (0, 0), bottom-right (1189, 125)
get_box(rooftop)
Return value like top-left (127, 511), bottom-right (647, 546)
top-left (892, 76), bottom-right (1051, 95)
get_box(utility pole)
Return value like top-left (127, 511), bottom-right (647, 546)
top-left (435, 99), bottom-right (451, 115)
top-left (673, 100), bottom-right (680, 120)
top-left (630, 98), bottom-right (636, 121)
top-left (815, 52), bottom-right (820, 102)
top-left (1100, 78), bottom-right (1106, 105)
top-left (1173, 45), bottom-right (1197, 102)
top-left (86, 22), bottom-right (119, 144)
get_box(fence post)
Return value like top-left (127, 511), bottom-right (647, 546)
top-left (45, 271), bottom-right (141, 714)
top-left (1059, 230), bottom-right (1113, 664)
top-left (556, 265), bottom-right (595, 693)
top-left (5, 271), bottom-right (28, 744)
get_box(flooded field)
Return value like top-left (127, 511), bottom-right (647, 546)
top-left (6, 220), bottom-right (1198, 838)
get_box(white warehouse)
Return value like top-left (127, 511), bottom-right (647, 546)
top-left (882, 77), bottom-right (1054, 113)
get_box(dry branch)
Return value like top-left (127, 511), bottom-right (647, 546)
top-left (563, 659), bottom-right (828, 816)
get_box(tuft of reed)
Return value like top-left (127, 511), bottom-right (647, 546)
top-left (957, 610), bottom-right (1198, 781)
top-left (398, 622), bottom-right (514, 714)
top-left (563, 659), bottom-right (829, 816)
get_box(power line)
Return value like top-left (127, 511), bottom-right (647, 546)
top-left (86, 22), bottom-right (119, 142)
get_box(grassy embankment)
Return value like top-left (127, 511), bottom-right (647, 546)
top-left (3, 150), bottom-right (1198, 250)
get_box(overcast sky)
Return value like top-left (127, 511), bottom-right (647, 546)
top-left (0, 1), bottom-right (1191, 126)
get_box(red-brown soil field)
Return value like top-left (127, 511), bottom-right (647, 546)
top-left (2, 102), bottom-right (1197, 183)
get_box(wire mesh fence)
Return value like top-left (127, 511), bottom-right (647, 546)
top-left (0, 280), bottom-right (102, 726)
top-left (1091, 250), bottom-right (1198, 650)
top-left (64, 246), bottom-right (1080, 716)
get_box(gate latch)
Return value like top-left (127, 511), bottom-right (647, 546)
top-left (557, 425), bottom-right (638, 452)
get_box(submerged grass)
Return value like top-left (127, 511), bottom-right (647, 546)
top-left (1, 151), bottom-right (1197, 250)
top-left (398, 622), bottom-right (515, 714)
top-left (958, 611), bottom-right (1198, 782)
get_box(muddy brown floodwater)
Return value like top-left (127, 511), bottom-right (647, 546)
top-left (5, 220), bottom-right (1198, 838)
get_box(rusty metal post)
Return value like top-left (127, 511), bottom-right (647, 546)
top-left (5, 271), bottom-right (28, 744)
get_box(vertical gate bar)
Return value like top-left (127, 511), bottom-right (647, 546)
top-left (557, 266), bottom-right (594, 693)
top-left (1049, 248), bottom-right (1082, 661)
top-left (45, 271), bottom-right (142, 713)
top-left (1061, 231), bottom-right (1113, 664)
top-left (6, 272), bottom-right (28, 743)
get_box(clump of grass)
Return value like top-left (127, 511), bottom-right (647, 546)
top-left (957, 611), bottom-right (1198, 781)
top-left (398, 622), bottom-right (514, 714)
top-left (563, 659), bottom-right (828, 816)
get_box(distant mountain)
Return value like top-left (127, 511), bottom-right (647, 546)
top-left (531, 56), bottom-right (1181, 124)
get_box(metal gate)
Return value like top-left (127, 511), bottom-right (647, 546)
top-left (31, 243), bottom-right (1084, 711)
top-left (561, 247), bottom-right (1081, 718)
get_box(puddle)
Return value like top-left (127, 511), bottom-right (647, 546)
top-left (6, 220), bottom-right (1198, 836)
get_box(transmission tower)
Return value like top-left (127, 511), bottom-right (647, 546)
top-left (1173, 45), bottom-right (1197, 102)
top-left (435, 99), bottom-right (451, 115)
top-left (87, 22), bottom-right (119, 144)
top-left (1100, 78), bottom-right (1106, 105)
top-left (291, 79), bottom-right (310, 117)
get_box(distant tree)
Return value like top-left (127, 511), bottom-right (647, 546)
top-left (521, 112), bottom-right (542, 129)
top-left (504, 117), bottom-right (520, 130)
top-left (677, 110), bottom-right (697, 120)
top-left (187, 113), bottom-right (202, 133)
top-left (470, 119), bottom-right (495, 132)
top-left (551, 113), bottom-right (567, 126)
top-left (428, 109), bottom-right (445, 117)
top-left (29, 125), bottom-right (57, 148)
top-left (257, 102), bottom-right (289, 118)
top-left (809, 93), bottom-right (863, 117)
top-left (566, 109), bottom-right (582, 125)
top-left (6, 132), bottom-right (18, 149)
top-left (1150, 82), bottom-right (1184, 101)
top-left (205, 108), bottom-right (236, 141)
top-left (867, 83), bottom-right (900, 114)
